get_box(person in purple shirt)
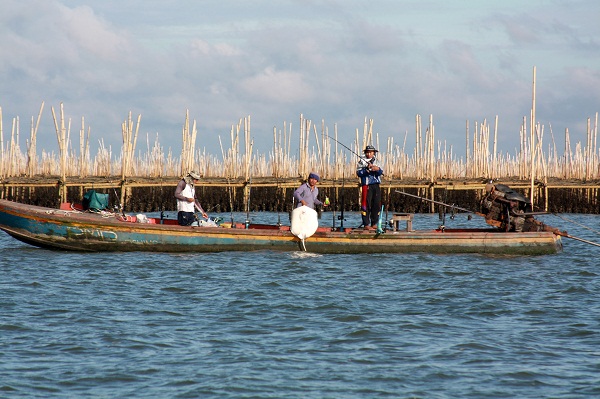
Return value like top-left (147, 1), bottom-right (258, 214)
top-left (293, 172), bottom-right (328, 209)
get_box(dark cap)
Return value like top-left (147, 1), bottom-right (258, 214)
top-left (308, 172), bottom-right (320, 181)
top-left (364, 145), bottom-right (378, 153)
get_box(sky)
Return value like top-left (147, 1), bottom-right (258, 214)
top-left (1, 0), bottom-right (599, 160)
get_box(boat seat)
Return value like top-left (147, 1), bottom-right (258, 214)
top-left (391, 213), bottom-right (413, 231)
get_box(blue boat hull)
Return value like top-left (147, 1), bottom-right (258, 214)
top-left (0, 200), bottom-right (563, 255)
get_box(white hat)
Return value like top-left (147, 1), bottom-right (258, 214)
top-left (188, 171), bottom-right (201, 180)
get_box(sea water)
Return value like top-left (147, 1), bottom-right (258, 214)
top-left (1, 212), bottom-right (599, 398)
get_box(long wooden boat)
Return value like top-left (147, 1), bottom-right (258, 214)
top-left (0, 199), bottom-right (562, 255)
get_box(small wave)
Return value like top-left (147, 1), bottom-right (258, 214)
top-left (0, 324), bottom-right (32, 332)
top-left (160, 286), bottom-right (187, 293)
top-left (346, 328), bottom-right (372, 337)
top-left (289, 251), bottom-right (322, 259)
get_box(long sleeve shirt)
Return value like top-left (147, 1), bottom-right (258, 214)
top-left (293, 182), bottom-right (322, 209)
top-left (356, 157), bottom-right (384, 186)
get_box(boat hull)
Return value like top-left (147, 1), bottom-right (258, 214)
top-left (0, 200), bottom-right (562, 255)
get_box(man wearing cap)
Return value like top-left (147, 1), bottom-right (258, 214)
top-left (175, 171), bottom-right (208, 226)
top-left (357, 145), bottom-right (384, 230)
top-left (294, 172), bottom-right (328, 209)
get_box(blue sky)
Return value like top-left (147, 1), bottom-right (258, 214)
top-left (1, 0), bottom-right (599, 160)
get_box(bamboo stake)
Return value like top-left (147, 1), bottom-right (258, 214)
top-left (530, 66), bottom-right (536, 205)
top-left (492, 115), bottom-right (498, 178)
top-left (26, 102), bottom-right (44, 177)
top-left (0, 106), bottom-right (3, 179)
top-left (51, 103), bottom-right (68, 202)
top-left (465, 120), bottom-right (469, 178)
top-left (4, 106), bottom-right (600, 199)
top-left (79, 117), bottom-right (86, 177)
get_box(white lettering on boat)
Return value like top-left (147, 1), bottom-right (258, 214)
top-left (67, 227), bottom-right (118, 241)
top-left (130, 239), bottom-right (160, 244)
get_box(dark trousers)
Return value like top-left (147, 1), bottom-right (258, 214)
top-left (178, 211), bottom-right (195, 226)
top-left (361, 183), bottom-right (381, 227)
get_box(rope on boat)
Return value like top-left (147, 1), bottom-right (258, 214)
top-left (45, 210), bottom-right (81, 217)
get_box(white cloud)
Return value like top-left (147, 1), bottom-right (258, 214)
top-left (0, 0), bottom-right (598, 158)
top-left (240, 67), bottom-right (313, 103)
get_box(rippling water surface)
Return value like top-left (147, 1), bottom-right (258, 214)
top-left (1, 212), bottom-right (599, 398)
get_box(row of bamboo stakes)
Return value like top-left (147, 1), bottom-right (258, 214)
top-left (0, 103), bottom-right (598, 186)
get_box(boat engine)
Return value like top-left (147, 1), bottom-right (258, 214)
top-left (480, 182), bottom-right (541, 232)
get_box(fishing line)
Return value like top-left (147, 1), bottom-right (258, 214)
top-left (553, 213), bottom-right (600, 235)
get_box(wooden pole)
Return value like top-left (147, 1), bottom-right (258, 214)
top-left (492, 115), bottom-right (498, 178)
top-left (465, 120), bottom-right (469, 178)
top-left (530, 66), bottom-right (536, 206)
top-left (0, 106), bottom-right (3, 179)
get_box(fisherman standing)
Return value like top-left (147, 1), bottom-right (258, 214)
top-left (175, 171), bottom-right (208, 226)
top-left (357, 145), bottom-right (384, 230)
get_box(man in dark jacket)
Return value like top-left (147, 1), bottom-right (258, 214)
top-left (357, 145), bottom-right (383, 230)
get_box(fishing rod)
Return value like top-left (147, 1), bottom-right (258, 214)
top-left (323, 135), bottom-right (353, 231)
top-left (395, 190), bottom-right (549, 218)
top-left (245, 176), bottom-right (252, 229)
top-left (325, 134), bottom-right (364, 162)
top-left (224, 177), bottom-right (235, 226)
top-left (550, 213), bottom-right (600, 247)
top-left (325, 134), bottom-right (380, 231)
top-left (338, 167), bottom-right (346, 231)
top-left (158, 183), bottom-right (165, 224)
top-left (396, 190), bottom-right (536, 230)
top-left (396, 190), bottom-right (600, 247)
top-left (325, 134), bottom-right (381, 172)
top-left (556, 232), bottom-right (600, 247)
top-left (395, 190), bottom-right (482, 215)
top-left (273, 172), bottom-right (283, 227)
top-left (113, 188), bottom-right (126, 218)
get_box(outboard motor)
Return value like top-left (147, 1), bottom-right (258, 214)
top-left (481, 182), bottom-right (536, 232)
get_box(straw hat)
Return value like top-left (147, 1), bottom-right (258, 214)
top-left (187, 171), bottom-right (201, 180)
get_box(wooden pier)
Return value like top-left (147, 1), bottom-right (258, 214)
top-left (1, 176), bottom-right (599, 214)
